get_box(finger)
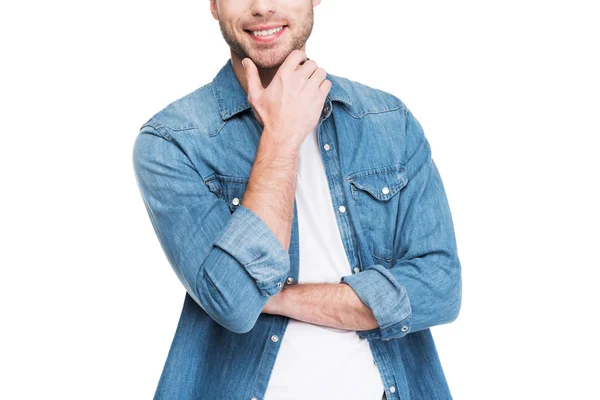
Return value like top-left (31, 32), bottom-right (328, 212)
top-left (307, 67), bottom-right (327, 88)
top-left (297, 59), bottom-right (319, 82)
top-left (319, 79), bottom-right (332, 98)
top-left (279, 49), bottom-right (308, 75)
top-left (242, 58), bottom-right (264, 101)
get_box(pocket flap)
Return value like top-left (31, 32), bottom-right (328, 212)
top-left (205, 174), bottom-right (249, 212)
top-left (346, 164), bottom-right (408, 201)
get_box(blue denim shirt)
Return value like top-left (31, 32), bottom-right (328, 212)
top-left (132, 58), bottom-right (462, 400)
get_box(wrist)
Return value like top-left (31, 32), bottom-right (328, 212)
top-left (261, 128), bottom-right (300, 156)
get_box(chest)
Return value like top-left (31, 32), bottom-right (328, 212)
top-left (185, 108), bottom-right (409, 267)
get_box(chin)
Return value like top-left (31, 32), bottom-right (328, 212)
top-left (246, 52), bottom-right (289, 70)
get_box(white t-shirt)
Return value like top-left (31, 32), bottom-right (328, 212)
top-left (263, 122), bottom-right (386, 400)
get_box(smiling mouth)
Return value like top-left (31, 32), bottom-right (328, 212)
top-left (242, 25), bottom-right (288, 45)
top-left (244, 25), bottom-right (288, 36)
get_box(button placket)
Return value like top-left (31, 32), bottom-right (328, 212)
top-left (317, 99), bottom-right (361, 290)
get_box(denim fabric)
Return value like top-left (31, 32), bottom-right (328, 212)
top-left (132, 58), bottom-right (462, 400)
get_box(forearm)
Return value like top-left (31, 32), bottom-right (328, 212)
top-left (267, 282), bottom-right (379, 331)
top-left (242, 130), bottom-right (298, 253)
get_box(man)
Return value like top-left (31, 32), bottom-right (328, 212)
top-left (132, 0), bottom-right (462, 399)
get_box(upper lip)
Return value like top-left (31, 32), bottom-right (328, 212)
top-left (245, 24), bottom-right (286, 32)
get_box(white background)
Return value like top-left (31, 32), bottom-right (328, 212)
top-left (1, 0), bottom-right (599, 399)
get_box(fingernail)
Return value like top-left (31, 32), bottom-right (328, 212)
top-left (242, 59), bottom-right (247, 68)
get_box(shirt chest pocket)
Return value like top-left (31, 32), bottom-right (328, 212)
top-left (205, 174), bottom-right (250, 214)
top-left (346, 163), bottom-right (408, 263)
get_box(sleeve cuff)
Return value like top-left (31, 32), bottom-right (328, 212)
top-left (214, 204), bottom-right (290, 296)
top-left (341, 264), bottom-right (412, 340)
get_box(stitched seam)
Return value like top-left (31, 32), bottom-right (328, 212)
top-left (170, 126), bottom-right (198, 132)
top-left (339, 103), bottom-right (404, 119)
top-left (213, 173), bottom-right (249, 184)
top-left (346, 163), bottom-right (406, 181)
top-left (371, 252), bottom-right (393, 263)
top-left (380, 314), bottom-right (412, 333)
top-left (209, 119), bottom-right (228, 137)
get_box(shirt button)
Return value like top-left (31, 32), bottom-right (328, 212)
top-left (271, 335), bottom-right (279, 342)
top-left (390, 386), bottom-right (396, 393)
top-left (277, 282), bottom-right (282, 289)
top-left (324, 105), bottom-right (330, 113)
top-left (232, 197), bottom-right (240, 206)
top-left (323, 143), bottom-right (331, 151)
top-left (381, 186), bottom-right (390, 194)
top-left (338, 205), bottom-right (346, 213)
top-left (353, 267), bottom-right (360, 273)
top-left (286, 276), bottom-right (294, 285)
top-left (251, 397), bottom-right (258, 400)
top-left (401, 325), bottom-right (408, 332)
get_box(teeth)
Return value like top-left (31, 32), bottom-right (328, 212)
top-left (252, 26), bottom-right (283, 36)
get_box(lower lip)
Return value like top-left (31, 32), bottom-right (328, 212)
top-left (245, 26), bottom-right (287, 43)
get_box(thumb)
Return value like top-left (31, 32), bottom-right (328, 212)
top-left (242, 58), bottom-right (263, 100)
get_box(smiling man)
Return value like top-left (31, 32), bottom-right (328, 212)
top-left (132, 1), bottom-right (462, 399)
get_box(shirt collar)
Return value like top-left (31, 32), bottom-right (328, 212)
top-left (212, 58), bottom-right (353, 121)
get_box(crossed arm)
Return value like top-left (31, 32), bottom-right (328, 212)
top-left (262, 282), bottom-right (379, 332)
top-left (261, 107), bottom-right (462, 338)
top-left (133, 107), bottom-right (461, 339)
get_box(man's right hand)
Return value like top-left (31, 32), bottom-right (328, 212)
top-left (242, 50), bottom-right (332, 150)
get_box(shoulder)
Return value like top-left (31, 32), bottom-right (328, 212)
top-left (139, 82), bottom-right (221, 138)
top-left (328, 73), bottom-right (408, 119)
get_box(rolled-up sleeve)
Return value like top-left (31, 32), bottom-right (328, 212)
top-left (132, 122), bottom-right (290, 334)
top-left (213, 204), bottom-right (291, 295)
top-left (341, 106), bottom-right (462, 341)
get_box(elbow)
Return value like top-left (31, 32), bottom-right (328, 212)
top-left (216, 307), bottom-right (259, 335)
top-left (430, 281), bottom-right (461, 329)
top-left (427, 254), bottom-right (462, 328)
top-left (193, 270), bottom-right (263, 334)
top-left (451, 272), bottom-right (462, 322)
top-left (180, 236), bottom-right (290, 334)
top-left (217, 294), bottom-right (262, 334)
top-left (443, 259), bottom-right (462, 324)
top-left (446, 285), bottom-right (462, 324)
